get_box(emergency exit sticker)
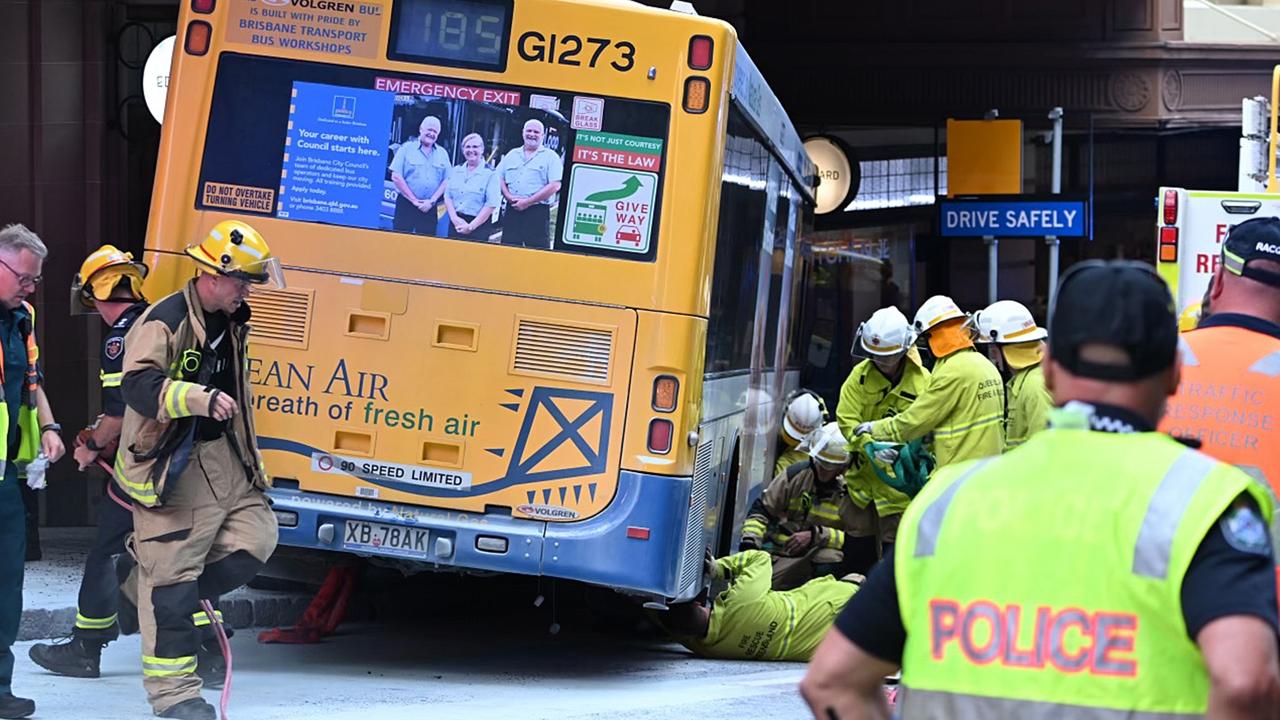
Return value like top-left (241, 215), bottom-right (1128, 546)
top-left (562, 165), bottom-right (657, 254)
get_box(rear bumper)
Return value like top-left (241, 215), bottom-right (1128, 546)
top-left (268, 469), bottom-right (706, 600)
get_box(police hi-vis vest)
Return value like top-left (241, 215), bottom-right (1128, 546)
top-left (0, 301), bottom-right (42, 477)
top-left (896, 426), bottom-right (1271, 719)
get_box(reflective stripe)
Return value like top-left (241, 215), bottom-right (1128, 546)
top-left (913, 459), bottom-right (993, 558)
top-left (74, 612), bottom-right (117, 630)
top-left (1177, 337), bottom-right (1199, 367)
top-left (824, 528), bottom-right (845, 549)
top-left (141, 655), bottom-right (197, 677)
top-left (775, 594), bottom-right (798, 659)
top-left (163, 381), bottom-right (197, 419)
top-left (934, 414), bottom-right (1004, 438)
top-left (901, 688), bottom-right (1200, 720)
top-left (99, 370), bottom-right (123, 388)
top-left (1133, 449), bottom-right (1215, 579)
top-left (116, 451), bottom-right (157, 505)
top-left (1248, 350), bottom-right (1280, 378)
top-left (192, 609), bottom-right (224, 627)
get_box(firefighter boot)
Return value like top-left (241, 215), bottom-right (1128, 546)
top-left (156, 698), bottom-right (216, 720)
top-left (27, 636), bottom-right (105, 679)
top-left (195, 640), bottom-right (225, 690)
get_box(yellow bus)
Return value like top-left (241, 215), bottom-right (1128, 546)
top-left (144, 0), bottom-right (814, 602)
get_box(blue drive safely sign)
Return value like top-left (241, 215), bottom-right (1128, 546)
top-left (939, 197), bottom-right (1088, 238)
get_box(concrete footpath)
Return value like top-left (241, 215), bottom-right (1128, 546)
top-left (18, 527), bottom-right (310, 640)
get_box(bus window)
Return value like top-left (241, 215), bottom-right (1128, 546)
top-left (197, 54), bottom-right (668, 261)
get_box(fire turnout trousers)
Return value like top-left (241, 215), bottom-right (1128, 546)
top-left (72, 488), bottom-right (134, 641)
top-left (132, 436), bottom-right (277, 713)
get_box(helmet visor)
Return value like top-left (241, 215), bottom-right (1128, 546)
top-left (229, 256), bottom-right (286, 289)
top-left (69, 275), bottom-right (95, 316)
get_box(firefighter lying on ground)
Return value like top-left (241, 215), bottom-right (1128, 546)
top-left (658, 549), bottom-right (861, 662)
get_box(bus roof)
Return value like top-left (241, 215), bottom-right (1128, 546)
top-left (730, 45), bottom-right (817, 204)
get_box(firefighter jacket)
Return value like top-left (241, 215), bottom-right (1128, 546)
top-left (117, 280), bottom-right (267, 506)
top-left (1004, 363), bottom-right (1052, 452)
top-left (741, 461), bottom-right (857, 555)
top-left (868, 347), bottom-right (1004, 467)
top-left (680, 550), bottom-right (857, 661)
top-left (837, 349), bottom-right (930, 515)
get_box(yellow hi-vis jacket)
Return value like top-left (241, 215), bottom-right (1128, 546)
top-left (679, 550), bottom-right (857, 661)
top-left (868, 347), bottom-right (1004, 467)
top-left (1004, 363), bottom-right (1052, 452)
top-left (837, 349), bottom-right (930, 515)
top-left (0, 302), bottom-right (43, 479)
top-left (895, 427), bottom-right (1271, 719)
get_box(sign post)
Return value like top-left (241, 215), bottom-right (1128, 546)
top-left (1047, 107), bottom-right (1064, 306)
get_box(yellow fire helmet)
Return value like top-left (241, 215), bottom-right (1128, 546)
top-left (185, 220), bottom-right (285, 288)
top-left (70, 244), bottom-right (148, 314)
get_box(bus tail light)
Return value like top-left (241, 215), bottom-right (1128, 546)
top-left (1159, 226), bottom-right (1178, 263)
top-left (683, 77), bottom-right (710, 114)
top-left (192, 0), bottom-right (216, 12)
top-left (1162, 189), bottom-right (1178, 225)
top-left (648, 419), bottom-right (673, 454)
top-left (652, 375), bottom-right (679, 412)
top-left (185, 21), bottom-right (212, 56)
top-left (626, 526), bottom-right (651, 540)
top-left (688, 35), bottom-right (713, 70)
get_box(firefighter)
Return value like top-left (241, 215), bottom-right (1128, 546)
top-left (660, 549), bottom-right (861, 661)
top-left (29, 247), bottom-right (228, 685)
top-left (853, 295), bottom-right (1004, 467)
top-left (117, 220), bottom-right (284, 720)
top-left (740, 423), bottom-right (866, 589)
top-left (802, 261), bottom-right (1280, 719)
top-left (775, 391), bottom-right (826, 476)
top-left (836, 306), bottom-right (930, 558)
top-left (972, 300), bottom-right (1052, 451)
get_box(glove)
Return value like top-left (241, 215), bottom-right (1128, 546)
top-left (24, 454), bottom-right (49, 490)
top-left (873, 446), bottom-right (900, 464)
top-left (703, 548), bottom-right (723, 583)
top-left (853, 422), bottom-right (874, 437)
top-left (737, 536), bottom-right (761, 552)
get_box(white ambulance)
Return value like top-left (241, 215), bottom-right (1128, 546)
top-left (1155, 188), bottom-right (1280, 329)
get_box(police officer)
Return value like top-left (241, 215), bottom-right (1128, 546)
top-left (802, 261), bottom-right (1280, 719)
top-left (0, 224), bottom-right (64, 720)
top-left (854, 296), bottom-right (1004, 468)
top-left (973, 300), bottom-right (1053, 451)
top-left (118, 221), bottom-right (283, 720)
top-left (1161, 217), bottom-right (1280, 594)
top-left (837, 307), bottom-right (930, 558)
top-left (741, 423), bottom-right (864, 589)
top-left (29, 247), bottom-right (227, 686)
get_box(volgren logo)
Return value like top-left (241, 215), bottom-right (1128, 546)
top-left (1256, 242), bottom-right (1280, 255)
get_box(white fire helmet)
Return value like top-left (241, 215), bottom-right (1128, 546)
top-left (912, 295), bottom-right (966, 334)
top-left (802, 422), bottom-right (852, 466)
top-left (855, 307), bottom-right (917, 358)
top-left (782, 393), bottom-right (824, 443)
top-left (972, 300), bottom-right (1047, 344)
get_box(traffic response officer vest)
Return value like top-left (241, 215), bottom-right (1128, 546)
top-left (895, 427), bottom-right (1271, 718)
top-left (837, 351), bottom-right (930, 515)
top-left (0, 301), bottom-right (43, 478)
top-left (1160, 322), bottom-right (1280, 572)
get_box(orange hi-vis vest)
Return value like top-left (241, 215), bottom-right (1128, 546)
top-left (1160, 316), bottom-right (1280, 584)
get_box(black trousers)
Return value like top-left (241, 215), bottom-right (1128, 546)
top-left (501, 203), bottom-right (551, 249)
top-left (393, 195), bottom-right (438, 235)
top-left (73, 489), bottom-right (134, 641)
top-left (448, 212), bottom-right (479, 240)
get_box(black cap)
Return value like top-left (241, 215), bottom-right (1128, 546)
top-left (1048, 260), bottom-right (1178, 381)
top-left (1223, 217), bottom-right (1280, 288)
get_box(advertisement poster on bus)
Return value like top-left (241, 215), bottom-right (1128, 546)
top-left (196, 54), bottom-right (668, 262)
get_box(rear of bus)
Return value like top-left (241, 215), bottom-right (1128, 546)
top-left (145, 0), bottom-right (738, 601)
